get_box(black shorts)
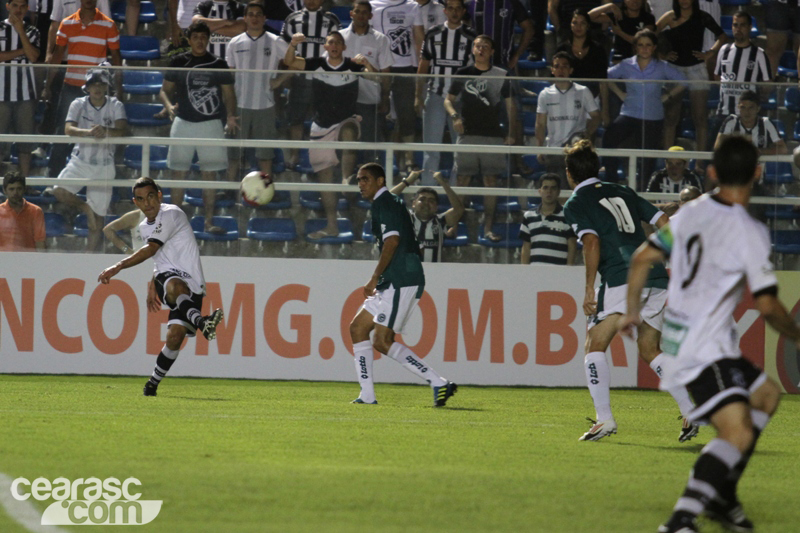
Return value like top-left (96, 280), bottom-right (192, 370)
top-left (154, 271), bottom-right (203, 335)
top-left (686, 357), bottom-right (767, 423)
top-left (765, 2), bottom-right (800, 35)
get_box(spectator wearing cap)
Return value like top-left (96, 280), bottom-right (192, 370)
top-left (0, 171), bottom-right (45, 251)
top-left (646, 146), bottom-right (704, 194)
top-left (53, 67), bottom-right (127, 252)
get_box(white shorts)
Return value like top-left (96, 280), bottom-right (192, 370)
top-left (167, 117), bottom-right (227, 172)
top-left (361, 284), bottom-right (421, 334)
top-left (55, 157), bottom-right (115, 216)
top-left (675, 63), bottom-right (710, 91)
top-left (591, 283), bottom-right (666, 331)
top-left (309, 116), bottom-right (361, 173)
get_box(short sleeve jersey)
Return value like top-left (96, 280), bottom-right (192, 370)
top-left (226, 31), bottom-right (287, 110)
top-left (165, 51), bottom-right (234, 122)
top-left (193, 0), bottom-right (245, 59)
top-left (304, 57), bottom-right (363, 128)
top-left (370, 0), bottom-right (418, 68)
top-left (648, 194), bottom-right (777, 388)
top-left (66, 95), bottom-right (127, 165)
top-left (139, 204), bottom-right (206, 295)
top-left (536, 82), bottom-right (599, 147)
top-left (370, 188), bottom-right (425, 289)
top-left (646, 168), bottom-right (704, 194)
top-left (448, 64), bottom-right (510, 137)
top-left (410, 211), bottom-right (447, 262)
top-left (564, 178), bottom-right (668, 288)
top-left (718, 115), bottom-right (781, 150)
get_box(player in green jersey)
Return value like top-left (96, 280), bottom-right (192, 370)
top-left (563, 140), bottom-right (697, 442)
top-left (348, 163), bottom-right (458, 407)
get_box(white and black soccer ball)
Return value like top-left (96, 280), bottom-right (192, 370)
top-left (241, 171), bottom-right (275, 206)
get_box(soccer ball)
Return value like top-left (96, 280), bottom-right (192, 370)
top-left (241, 171), bottom-right (275, 206)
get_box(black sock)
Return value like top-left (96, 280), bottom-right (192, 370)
top-left (672, 438), bottom-right (741, 520)
top-left (717, 409), bottom-right (770, 505)
top-left (175, 293), bottom-right (202, 328)
top-left (148, 346), bottom-right (180, 386)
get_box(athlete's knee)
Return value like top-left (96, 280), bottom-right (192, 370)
top-left (372, 330), bottom-right (394, 355)
top-left (722, 424), bottom-right (755, 453)
top-left (752, 377), bottom-right (781, 415)
top-left (349, 319), bottom-right (371, 344)
top-left (165, 279), bottom-right (190, 302)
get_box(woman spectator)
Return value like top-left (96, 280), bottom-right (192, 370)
top-left (603, 29), bottom-right (687, 188)
top-left (656, 0), bottom-right (726, 161)
top-left (557, 9), bottom-right (609, 124)
top-left (589, 0), bottom-right (656, 62)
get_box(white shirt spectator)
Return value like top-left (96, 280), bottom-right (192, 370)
top-left (536, 82), bottom-right (598, 147)
top-left (340, 24), bottom-right (394, 104)
top-left (226, 30), bottom-right (287, 109)
top-left (66, 94), bottom-right (126, 165)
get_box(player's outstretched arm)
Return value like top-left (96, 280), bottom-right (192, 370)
top-left (755, 291), bottom-right (800, 347)
top-left (620, 241), bottom-right (666, 338)
top-left (98, 242), bottom-right (160, 284)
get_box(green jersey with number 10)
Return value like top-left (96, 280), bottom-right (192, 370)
top-left (564, 178), bottom-right (668, 288)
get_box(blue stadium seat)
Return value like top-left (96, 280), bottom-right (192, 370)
top-left (720, 0), bottom-right (751, 5)
top-left (252, 189), bottom-right (292, 210)
top-left (522, 111), bottom-right (536, 136)
top-left (44, 212), bottom-right (67, 238)
top-left (362, 219), bottom-right (374, 243)
top-left (124, 103), bottom-right (170, 127)
top-left (304, 218), bottom-right (354, 243)
top-left (679, 116), bottom-right (696, 140)
top-left (122, 70), bottom-right (163, 95)
top-left (707, 84), bottom-right (720, 110)
top-left (123, 144), bottom-right (169, 170)
top-left (517, 58), bottom-right (548, 70)
top-left (139, 1), bottom-right (158, 23)
top-left (246, 217), bottom-right (297, 241)
top-left (478, 223), bottom-right (523, 248)
top-left (443, 222), bottom-right (468, 248)
top-left (762, 162), bottom-right (794, 185)
top-left (74, 214), bottom-right (119, 237)
top-left (785, 87), bottom-right (800, 113)
top-left (765, 204), bottom-right (800, 220)
top-left (294, 149), bottom-right (314, 174)
top-left (272, 149), bottom-right (286, 174)
top-left (761, 90), bottom-right (778, 110)
top-left (110, 1), bottom-right (125, 21)
top-left (120, 36), bottom-right (160, 61)
top-left (11, 144), bottom-right (49, 167)
top-left (190, 216), bottom-right (239, 241)
top-left (299, 191), bottom-right (349, 211)
top-left (772, 230), bottom-right (800, 254)
top-left (24, 185), bottom-right (56, 206)
top-left (329, 6), bottom-right (351, 27)
top-left (777, 50), bottom-right (798, 79)
top-left (185, 189), bottom-right (236, 208)
top-left (793, 119), bottom-right (800, 141)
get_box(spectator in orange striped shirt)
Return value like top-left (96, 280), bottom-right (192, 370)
top-left (0, 172), bottom-right (46, 251)
top-left (42, 0), bottom-right (121, 178)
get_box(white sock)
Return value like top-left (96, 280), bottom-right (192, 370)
top-left (650, 353), bottom-right (695, 418)
top-left (353, 341), bottom-right (376, 403)
top-left (386, 342), bottom-right (446, 387)
top-left (585, 351), bottom-right (613, 421)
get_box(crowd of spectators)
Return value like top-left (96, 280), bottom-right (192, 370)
top-left (0, 0), bottom-right (796, 260)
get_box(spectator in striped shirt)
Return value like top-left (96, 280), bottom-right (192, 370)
top-left (52, 67), bottom-right (127, 251)
top-left (389, 169), bottom-right (464, 262)
top-left (192, 0), bottom-right (245, 59)
top-left (416, 0), bottom-right (475, 185)
top-left (43, 0), bottom-right (120, 179)
top-left (710, 10), bottom-right (770, 150)
top-left (519, 173), bottom-right (577, 265)
top-left (0, 171), bottom-right (46, 251)
top-left (714, 90), bottom-right (787, 156)
top-left (0, 0), bottom-right (40, 177)
top-left (646, 145), bottom-right (704, 194)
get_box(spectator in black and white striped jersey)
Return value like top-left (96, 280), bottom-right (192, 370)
top-left (714, 90), bottom-right (787, 156)
top-left (416, 0), bottom-right (475, 185)
top-left (519, 173), bottom-right (577, 265)
top-left (0, 0), bottom-right (40, 177)
top-left (280, 0), bottom-right (339, 169)
top-left (710, 10), bottom-right (770, 150)
top-left (192, 0), bottom-right (245, 59)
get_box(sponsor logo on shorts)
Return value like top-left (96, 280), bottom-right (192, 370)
top-left (377, 313), bottom-right (386, 323)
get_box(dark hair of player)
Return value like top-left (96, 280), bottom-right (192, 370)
top-left (132, 177), bottom-right (161, 195)
top-left (712, 136), bottom-right (759, 186)
top-left (359, 162), bottom-right (386, 184)
top-left (564, 140), bottom-right (600, 184)
top-left (552, 51), bottom-right (574, 68)
top-left (538, 173), bottom-right (561, 189)
top-left (187, 21), bottom-right (211, 39)
top-left (3, 170), bottom-right (25, 190)
top-left (415, 187), bottom-right (439, 203)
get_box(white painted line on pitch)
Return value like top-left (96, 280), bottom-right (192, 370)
top-left (0, 473), bottom-right (69, 533)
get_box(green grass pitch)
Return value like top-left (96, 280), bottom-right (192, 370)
top-left (1, 375), bottom-right (798, 532)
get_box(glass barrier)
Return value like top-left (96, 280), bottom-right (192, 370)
top-left (1, 63), bottom-right (798, 269)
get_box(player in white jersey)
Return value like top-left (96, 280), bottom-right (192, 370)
top-left (620, 137), bottom-right (800, 533)
top-left (52, 67), bottom-right (126, 252)
top-left (98, 177), bottom-right (224, 398)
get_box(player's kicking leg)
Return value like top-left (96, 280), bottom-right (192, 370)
top-left (579, 315), bottom-right (618, 441)
top-left (144, 276), bottom-right (223, 396)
